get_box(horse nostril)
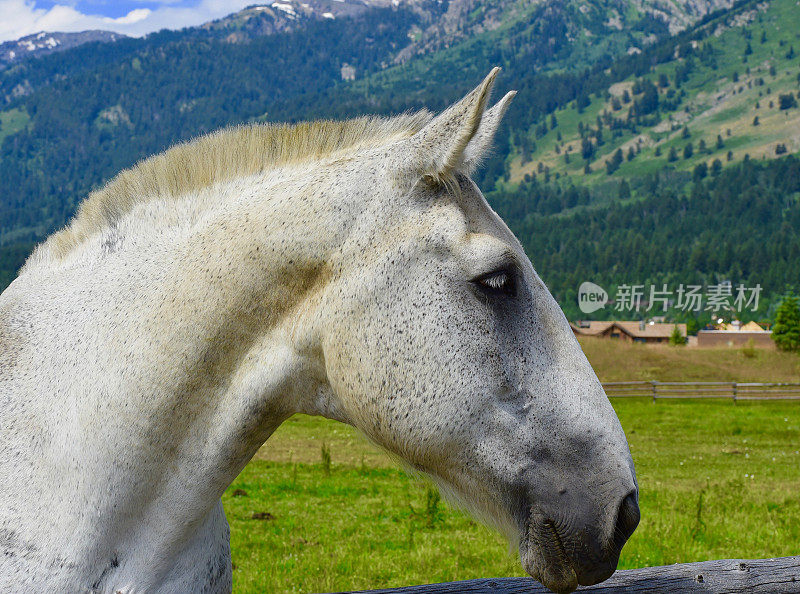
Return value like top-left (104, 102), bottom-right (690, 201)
top-left (613, 491), bottom-right (640, 549)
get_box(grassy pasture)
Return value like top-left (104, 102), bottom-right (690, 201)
top-left (225, 344), bottom-right (800, 593)
top-left (578, 338), bottom-right (800, 382)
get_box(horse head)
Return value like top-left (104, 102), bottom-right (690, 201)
top-left (317, 69), bottom-right (639, 593)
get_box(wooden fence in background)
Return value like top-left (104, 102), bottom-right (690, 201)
top-left (343, 556), bottom-right (800, 593)
top-left (602, 381), bottom-right (800, 402)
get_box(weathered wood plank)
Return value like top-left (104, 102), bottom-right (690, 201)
top-left (336, 556), bottom-right (800, 593)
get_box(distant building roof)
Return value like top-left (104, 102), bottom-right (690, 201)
top-left (715, 320), bottom-right (765, 332)
top-left (614, 321), bottom-right (687, 338)
top-left (571, 321), bottom-right (686, 339)
top-left (571, 321), bottom-right (614, 336)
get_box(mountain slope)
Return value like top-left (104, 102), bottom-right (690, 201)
top-left (0, 0), bottom-right (796, 320)
top-left (0, 0), bottom-right (676, 245)
top-left (503, 0), bottom-right (800, 188)
top-left (0, 30), bottom-right (126, 71)
top-left (493, 155), bottom-right (800, 322)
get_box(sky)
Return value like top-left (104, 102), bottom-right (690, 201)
top-left (0, 0), bottom-right (257, 42)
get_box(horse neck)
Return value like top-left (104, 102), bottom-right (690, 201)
top-left (103, 172), bottom-right (342, 476)
top-left (1, 169), bottom-right (353, 561)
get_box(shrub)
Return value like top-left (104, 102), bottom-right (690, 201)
top-left (321, 442), bottom-right (331, 475)
top-left (424, 487), bottom-right (442, 527)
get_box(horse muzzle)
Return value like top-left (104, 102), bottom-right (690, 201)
top-left (519, 489), bottom-right (640, 593)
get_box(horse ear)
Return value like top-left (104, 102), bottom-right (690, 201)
top-left (461, 90), bottom-right (516, 174)
top-left (403, 67), bottom-right (501, 184)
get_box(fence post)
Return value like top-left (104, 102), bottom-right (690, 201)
top-left (651, 381), bottom-right (657, 403)
top-left (732, 382), bottom-right (737, 404)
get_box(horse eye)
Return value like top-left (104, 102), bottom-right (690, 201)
top-left (475, 270), bottom-right (514, 295)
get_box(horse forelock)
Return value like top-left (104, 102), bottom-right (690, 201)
top-left (24, 111), bottom-right (433, 271)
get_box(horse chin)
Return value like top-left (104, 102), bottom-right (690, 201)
top-left (519, 543), bottom-right (578, 593)
top-left (519, 520), bottom-right (579, 594)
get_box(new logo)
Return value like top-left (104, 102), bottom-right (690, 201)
top-left (578, 281), bottom-right (608, 314)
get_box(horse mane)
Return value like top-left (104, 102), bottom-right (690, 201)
top-left (26, 112), bottom-right (432, 268)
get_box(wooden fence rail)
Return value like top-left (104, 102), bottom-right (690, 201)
top-left (602, 381), bottom-right (800, 402)
top-left (341, 555), bottom-right (800, 593)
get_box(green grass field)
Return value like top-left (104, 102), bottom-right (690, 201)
top-left (224, 344), bottom-right (800, 593)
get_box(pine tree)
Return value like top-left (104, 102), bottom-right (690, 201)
top-left (686, 318), bottom-right (699, 336)
top-left (618, 179), bottom-right (631, 199)
top-left (779, 93), bottom-right (798, 110)
top-left (693, 162), bottom-right (708, 181)
top-left (772, 293), bottom-right (800, 352)
top-left (669, 325), bottom-right (685, 346)
top-left (606, 149), bottom-right (624, 174)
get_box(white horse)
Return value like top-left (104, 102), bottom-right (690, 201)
top-left (0, 69), bottom-right (638, 594)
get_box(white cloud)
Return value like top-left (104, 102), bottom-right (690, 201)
top-left (0, 1), bottom-right (255, 43)
top-left (114, 8), bottom-right (151, 25)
